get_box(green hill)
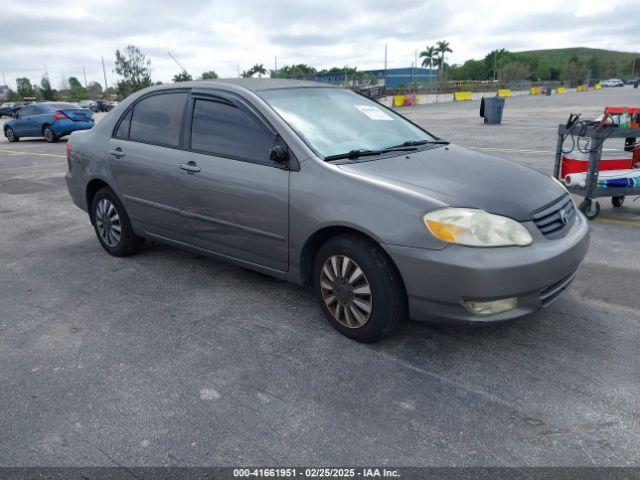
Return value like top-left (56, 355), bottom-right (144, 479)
top-left (516, 47), bottom-right (640, 71)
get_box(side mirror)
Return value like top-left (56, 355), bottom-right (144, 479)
top-left (12, 112), bottom-right (18, 118)
top-left (269, 145), bottom-right (289, 165)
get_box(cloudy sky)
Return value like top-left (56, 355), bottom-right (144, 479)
top-left (2, 0), bottom-right (639, 89)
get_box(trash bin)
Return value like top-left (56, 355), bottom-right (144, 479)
top-left (634, 80), bottom-right (639, 89)
top-left (546, 86), bottom-right (552, 96)
top-left (480, 96), bottom-right (505, 124)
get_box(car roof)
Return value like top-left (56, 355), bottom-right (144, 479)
top-left (151, 78), bottom-right (334, 93)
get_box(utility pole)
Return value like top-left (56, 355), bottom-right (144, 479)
top-left (101, 57), bottom-right (108, 96)
top-left (493, 50), bottom-right (498, 81)
top-left (274, 55), bottom-right (278, 76)
top-left (2, 73), bottom-right (6, 86)
top-left (82, 66), bottom-right (88, 87)
top-left (384, 43), bottom-right (388, 88)
top-left (414, 49), bottom-right (418, 91)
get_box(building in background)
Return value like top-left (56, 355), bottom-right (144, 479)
top-left (314, 67), bottom-right (436, 88)
top-left (0, 85), bottom-right (10, 100)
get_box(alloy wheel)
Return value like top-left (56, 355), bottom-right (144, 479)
top-left (95, 198), bottom-right (122, 247)
top-left (5, 128), bottom-right (15, 141)
top-left (44, 127), bottom-right (55, 142)
top-left (320, 255), bottom-right (372, 328)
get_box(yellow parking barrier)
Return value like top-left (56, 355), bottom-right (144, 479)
top-left (530, 87), bottom-right (542, 95)
top-left (454, 91), bottom-right (472, 101)
top-left (556, 86), bottom-right (566, 94)
top-left (577, 85), bottom-right (587, 92)
top-left (595, 83), bottom-right (602, 90)
top-left (393, 95), bottom-right (406, 106)
top-left (497, 89), bottom-right (511, 97)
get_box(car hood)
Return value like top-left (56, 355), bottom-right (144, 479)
top-left (337, 144), bottom-right (566, 221)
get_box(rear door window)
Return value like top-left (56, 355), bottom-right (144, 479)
top-left (129, 92), bottom-right (187, 147)
top-left (190, 99), bottom-right (275, 164)
top-left (18, 106), bottom-right (36, 118)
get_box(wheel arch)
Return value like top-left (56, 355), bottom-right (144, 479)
top-left (299, 225), bottom-right (406, 294)
top-left (85, 178), bottom-right (114, 222)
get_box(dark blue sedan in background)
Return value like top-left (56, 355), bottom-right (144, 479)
top-left (3, 102), bottom-right (94, 143)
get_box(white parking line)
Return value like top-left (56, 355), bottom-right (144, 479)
top-left (0, 149), bottom-right (66, 158)
top-left (467, 146), bottom-right (553, 155)
top-left (0, 161), bottom-right (66, 171)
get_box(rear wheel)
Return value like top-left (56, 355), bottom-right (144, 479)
top-left (90, 187), bottom-right (144, 256)
top-left (313, 234), bottom-right (406, 342)
top-left (4, 126), bottom-right (18, 142)
top-left (612, 196), bottom-right (625, 207)
top-left (43, 125), bottom-right (58, 143)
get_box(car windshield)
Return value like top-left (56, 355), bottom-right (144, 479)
top-left (259, 88), bottom-right (437, 158)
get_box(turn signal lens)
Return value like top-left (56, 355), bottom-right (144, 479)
top-left (423, 208), bottom-right (533, 247)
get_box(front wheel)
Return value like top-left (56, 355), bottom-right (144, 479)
top-left (43, 126), bottom-right (58, 143)
top-left (314, 234), bottom-right (406, 342)
top-left (91, 187), bottom-right (145, 256)
top-left (4, 126), bottom-right (19, 142)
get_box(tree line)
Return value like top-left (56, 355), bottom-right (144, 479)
top-left (439, 48), bottom-right (639, 84)
top-left (6, 43), bottom-right (638, 103)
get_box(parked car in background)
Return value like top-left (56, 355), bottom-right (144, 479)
top-left (626, 77), bottom-right (640, 85)
top-left (64, 80), bottom-right (589, 342)
top-left (601, 78), bottom-right (624, 87)
top-left (0, 102), bottom-right (18, 117)
top-left (78, 99), bottom-right (99, 112)
top-left (4, 102), bottom-right (94, 143)
top-left (96, 100), bottom-right (116, 112)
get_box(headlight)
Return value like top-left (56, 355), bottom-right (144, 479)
top-left (423, 208), bottom-right (533, 247)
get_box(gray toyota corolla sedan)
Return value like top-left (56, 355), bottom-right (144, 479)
top-left (65, 79), bottom-right (589, 342)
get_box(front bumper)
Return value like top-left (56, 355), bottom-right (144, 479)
top-left (384, 213), bottom-right (590, 323)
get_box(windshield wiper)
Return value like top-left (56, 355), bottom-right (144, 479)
top-left (385, 139), bottom-right (450, 149)
top-left (324, 146), bottom-right (419, 161)
top-left (324, 149), bottom-right (385, 161)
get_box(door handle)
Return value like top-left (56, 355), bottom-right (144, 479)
top-left (109, 148), bottom-right (125, 158)
top-left (180, 161), bottom-right (201, 173)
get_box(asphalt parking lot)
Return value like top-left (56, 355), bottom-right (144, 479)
top-left (1, 88), bottom-right (639, 467)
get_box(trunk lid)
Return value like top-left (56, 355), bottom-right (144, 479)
top-left (60, 108), bottom-right (93, 122)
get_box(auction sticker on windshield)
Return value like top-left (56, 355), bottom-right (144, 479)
top-left (354, 104), bottom-right (393, 121)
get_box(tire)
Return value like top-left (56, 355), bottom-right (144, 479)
top-left (43, 125), bottom-right (58, 143)
top-left (612, 196), bottom-right (625, 207)
top-left (90, 187), bottom-right (144, 256)
top-left (4, 126), bottom-right (19, 142)
top-left (578, 199), bottom-right (600, 220)
top-left (313, 234), bottom-right (406, 342)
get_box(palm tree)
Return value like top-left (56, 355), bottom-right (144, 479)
top-left (419, 45), bottom-right (437, 80)
top-left (253, 64), bottom-right (267, 78)
top-left (436, 40), bottom-right (453, 79)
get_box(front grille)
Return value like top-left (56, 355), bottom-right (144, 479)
top-left (531, 194), bottom-right (576, 239)
top-left (540, 269), bottom-right (579, 307)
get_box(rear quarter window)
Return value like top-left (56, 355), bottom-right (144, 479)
top-left (129, 92), bottom-right (187, 147)
top-left (114, 109), bottom-right (132, 139)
